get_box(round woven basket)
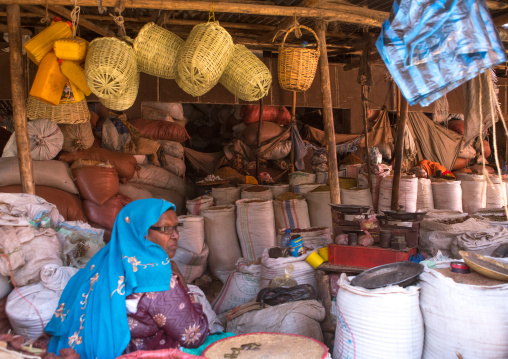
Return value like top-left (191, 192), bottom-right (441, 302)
top-left (176, 21), bottom-right (234, 97)
top-left (219, 44), bottom-right (272, 101)
top-left (85, 37), bottom-right (137, 99)
top-left (278, 25), bottom-right (320, 92)
top-left (26, 96), bottom-right (90, 124)
top-left (133, 22), bottom-right (183, 79)
top-left (99, 71), bottom-right (139, 111)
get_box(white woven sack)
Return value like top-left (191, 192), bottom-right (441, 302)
top-left (333, 274), bottom-right (423, 359)
top-left (119, 183), bottom-right (153, 200)
top-left (2, 119), bottom-right (63, 161)
top-left (236, 199), bottom-right (276, 262)
top-left (273, 198), bottom-right (311, 231)
top-left (419, 262), bottom-right (508, 359)
top-left (186, 195), bottom-right (214, 215)
top-left (0, 157), bottom-right (78, 194)
top-left (0, 192), bottom-right (63, 227)
top-left (188, 284), bottom-right (224, 333)
top-left (315, 172), bottom-right (328, 184)
top-left (143, 102), bottom-right (185, 121)
top-left (158, 140), bottom-right (184, 159)
top-left (129, 164), bottom-right (185, 194)
top-left (212, 186), bottom-right (241, 206)
top-left (289, 171), bottom-right (316, 186)
top-left (172, 244), bottom-right (209, 284)
top-left (431, 181), bottom-right (462, 212)
top-left (306, 190), bottom-right (333, 229)
top-left (486, 176), bottom-right (506, 208)
top-left (202, 205), bottom-right (242, 283)
top-left (177, 215), bottom-right (205, 254)
top-left (451, 226), bottom-right (508, 257)
top-left (261, 140), bottom-right (291, 160)
top-left (292, 183), bottom-right (321, 196)
top-left (6, 264), bottom-right (77, 340)
top-left (267, 184), bottom-right (290, 199)
top-left (212, 258), bottom-right (261, 314)
top-left (241, 187), bottom-right (273, 200)
top-left (260, 247), bottom-right (317, 290)
top-left (417, 178), bottom-right (434, 211)
top-left (276, 227), bottom-right (332, 248)
top-left (162, 154), bottom-right (186, 177)
top-left (461, 179), bottom-right (486, 214)
top-left (378, 176), bottom-right (418, 213)
top-left (340, 187), bottom-right (373, 208)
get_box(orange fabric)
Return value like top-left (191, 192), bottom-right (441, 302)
top-left (419, 160), bottom-right (454, 177)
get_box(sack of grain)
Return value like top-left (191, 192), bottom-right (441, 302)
top-left (451, 226), bottom-right (508, 258)
top-left (273, 193), bottom-right (311, 230)
top-left (162, 154), bottom-right (186, 177)
top-left (241, 185), bottom-right (273, 200)
top-left (378, 176), bottom-right (418, 213)
top-left (242, 121), bottom-right (289, 146)
top-left (260, 247), bottom-right (317, 290)
top-left (236, 199), bottom-right (276, 261)
top-left (130, 118), bottom-right (190, 142)
top-left (177, 215), bottom-right (205, 255)
top-left (58, 221), bottom-right (105, 268)
top-left (0, 157), bottom-right (78, 194)
top-left (143, 102), bottom-right (185, 121)
top-left (212, 186), bottom-right (241, 206)
top-left (83, 194), bottom-right (131, 230)
top-left (186, 195), bottom-right (214, 215)
top-left (137, 184), bottom-right (185, 215)
top-left (71, 162), bottom-right (119, 205)
top-left (289, 171), bottom-right (316, 186)
top-left (241, 105), bottom-right (291, 126)
top-left (276, 227), bottom-right (332, 248)
top-left (58, 148), bottom-right (137, 182)
top-left (172, 244), bottom-right (209, 284)
top-left (340, 187), bottom-right (373, 208)
top-left (158, 139), bottom-right (184, 159)
top-left (333, 274), bottom-right (423, 359)
top-left (292, 183), bottom-right (321, 196)
top-left (417, 178), bottom-right (434, 211)
top-left (0, 192), bottom-right (63, 228)
top-left (486, 176), bottom-right (506, 208)
top-left (261, 141), bottom-right (291, 160)
top-left (130, 164), bottom-right (185, 194)
top-left (431, 180), bottom-right (462, 212)
top-left (202, 205), bottom-right (242, 282)
top-left (268, 184), bottom-right (290, 199)
top-left (306, 187), bottom-right (332, 229)
top-left (59, 122), bottom-right (94, 152)
top-left (2, 119), bottom-right (63, 160)
top-left (118, 183), bottom-right (153, 201)
top-left (461, 177), bottom-right (486, 214)
top-left (212, 258), bottom-right (261, 314)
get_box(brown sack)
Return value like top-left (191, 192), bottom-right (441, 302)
top-left (83, 194), bottom-right (131, 230)
top-left (242, 122), bottom-right (289, 146)
top-left (59, 121), bottom-right (95, 152)
top-left (130, 118), bottom-right (190, 143)
top-left (72, 164), bottom-right (119, 205)
top-left (58, 148), bottom-right (137, 182)
top-left (0, 185), bottom-right (87, 222)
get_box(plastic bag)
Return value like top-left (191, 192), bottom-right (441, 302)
top-left (256, 284), bottom-right (316, 306)
top-left (360, 215), bottom-right (378, 242)
top-left (267, 264), bottom-right (298, 288)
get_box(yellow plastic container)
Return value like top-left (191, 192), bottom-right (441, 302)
top-left (60, 60), bottom-right (92, 96)
top-left (29, 52), bottom-right (67, 106)
top-left (59, 81), bottom-right (85, 104)
top-left (54, 37), bottom-right (88, 61)
top-left (306, 251), bottom-right (325, 269)
top-left (318, 247), bottom-right (329, 262)
top-left (24, 20), bottom-right (73, 65)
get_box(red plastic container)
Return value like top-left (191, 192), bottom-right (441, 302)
top-left (328, 244), bottom-right (416, 269)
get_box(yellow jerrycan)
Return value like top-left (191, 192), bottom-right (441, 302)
top-left (24, 18), bottom-right (72, 65)
top-left (30, 52), bottom-right (68, 106)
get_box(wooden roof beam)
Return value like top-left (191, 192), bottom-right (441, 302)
top-left (0, 0), bottom-right (386, 27)
top-left (46, 4), bottom-right (115, 37)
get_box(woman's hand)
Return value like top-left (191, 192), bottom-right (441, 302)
top-left (171, 261), bottom-right (188, 289)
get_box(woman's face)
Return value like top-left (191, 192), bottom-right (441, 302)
top-left (146, 210), bottom-right (179, 258)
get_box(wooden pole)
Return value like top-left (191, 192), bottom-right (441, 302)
top-left (256, 99), bottom-right (263, 179)
top-left (316, 19), bottom-right (340, 204)
top-left (7, 4), bottom-right (35, 195)
top-left (391, 94), bottom-right (409, 210)
top-left (0, 0), bottom-right (386, 27)
top-left (362, 84), bottom-right (372, 192)
top-left (290, 91), bottom-right (296, 174)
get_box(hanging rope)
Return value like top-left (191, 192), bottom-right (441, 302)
top-left (70, 0), bottom-right (80, 38)
top-left (110, 13), bottom-right (126, 37)
top-left (293, 15), bottom-right (302, 39)
top-left (208, 3), bottom-right (215, 22)
top-left (40, 0), bottom-right (51, 25)
top-left (97, 0), bottom-right (107, 14)
top-left (114, 0), bottom-right (125, 14)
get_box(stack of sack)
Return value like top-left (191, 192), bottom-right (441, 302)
top-left (0, 193), bottom-right (105, 339)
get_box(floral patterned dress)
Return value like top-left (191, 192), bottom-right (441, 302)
top-left (123, 275), bottom-right (209, 354)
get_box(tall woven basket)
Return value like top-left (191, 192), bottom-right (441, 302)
top-left (219, 44), bottom-right (272, 101)
top-left (85, 37), bottom-right (137, 99)
top-left (133, 23), bottom-right (183, 79)
top-left (26, 96), bottom-right (90, 124)
top-left (99, 72), bottom-right (140, 111)
top-left (278, 25), bottom-right (320, 92)
top-left (176, 21), bottom-right (234, 97)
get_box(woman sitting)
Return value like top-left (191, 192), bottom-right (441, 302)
top-left (45, 199), bottom-right (209, 358)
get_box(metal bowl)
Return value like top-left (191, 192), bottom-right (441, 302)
top-left (382, 210), bottom-right (427, 221)
top-left (329, 204), bottom-right (371, 215)
top-left (350, 262), bottom-right (424, 289)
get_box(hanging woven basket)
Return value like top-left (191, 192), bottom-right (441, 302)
top-left (26, 96), bottom-right (90, 124)
top-left (219, 44), bottom-right (272, 101)
top-left (85, 37), bottom-right (137, 99)
top-left (278, 25), bottom-right (320, 92)
top-left (99, 71), bottom-right (140, 111)
top-left (133, 22), bottom-right (183, 79)
top-left (176, 21), bottom-right (234, 97)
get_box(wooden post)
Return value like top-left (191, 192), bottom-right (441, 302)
top-left (7, 5), bottom-right (35, 195)
top-left (316, 19), bottom-right (340, 204)
top-left (391, 94), bottom-right (409, 210)
top-left (290, 91), bottom-right (296, 174)
top-left (256, 99), bottom-right (263, 179)
top-left (362, 84), bottom-right (372, 192)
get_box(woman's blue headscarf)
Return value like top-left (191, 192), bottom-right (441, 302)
top-left (46, 199), bottom-right (175, 359)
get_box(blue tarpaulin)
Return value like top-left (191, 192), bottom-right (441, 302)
top-left (376, 0), bottom-right (506, 107)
